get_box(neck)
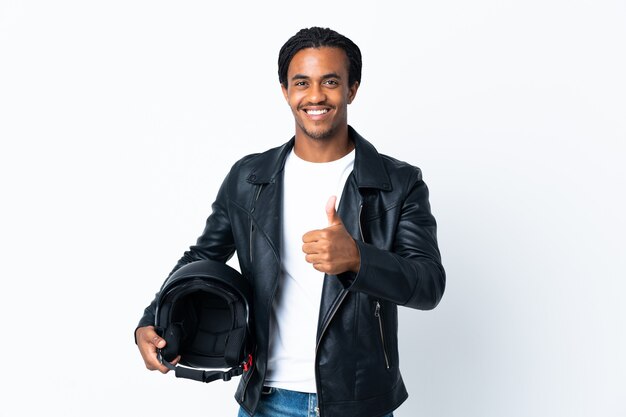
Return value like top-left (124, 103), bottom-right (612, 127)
top-left (293, 126), bottom-right (354, 163)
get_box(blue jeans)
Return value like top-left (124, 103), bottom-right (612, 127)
top-left (237, 387), bottom-right (394, 417)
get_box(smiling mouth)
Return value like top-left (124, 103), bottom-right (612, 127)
top-left (304, 109), bottom-right (329, 115)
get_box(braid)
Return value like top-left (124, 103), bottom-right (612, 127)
top-left (278, 27), bottom-right (362, 88)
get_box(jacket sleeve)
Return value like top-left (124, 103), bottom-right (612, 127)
top-left (348, 170), bottom-right (446, 310)
top-left (135, 169), bottom-right (236, 331)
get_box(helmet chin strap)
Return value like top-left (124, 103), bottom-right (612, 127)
top-left (158, 350), bottom-right (252, 383)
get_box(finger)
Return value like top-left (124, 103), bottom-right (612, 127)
top-left (312, 262), bottom-right (330, 273)
top-left (302, 242), bottom-right (312, 255)
top-left (141, 344), bottom-right (168, 372)
top-left (149, 346), bottom-right (173, 374)
top-left (152, 334), bottom-right (166, 349)
top-left (303, 238), bottom-right (332, 254)
top-left (136, 326), bottom-right (171, 372)
top-left (302, 241), bottom-right (323, 255)
top-left (156, 354), bottom-right (180, 374)
top-left (326, 195), bottom-right (340, 226)
top-left (304, 253), bottom-right (321, 264)
top-left (302, 231), bottom-right (315, 243)
top-left (302, 229), bottom-right (325, 243)
top-left (137, 326), bottom-right (166, 348)
top-left (305, 250), bottom-right (331, 264)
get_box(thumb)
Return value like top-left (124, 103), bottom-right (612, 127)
top-left (326, 196), bottom-right (341, 226)
top-left (152, 334), bottom-right (166, 349)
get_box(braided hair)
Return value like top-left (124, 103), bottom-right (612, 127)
top-left (278, 27), bottom-right (362, 88)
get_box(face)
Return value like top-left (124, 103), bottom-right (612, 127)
top-left (281, 47), bottom-right (359, 141)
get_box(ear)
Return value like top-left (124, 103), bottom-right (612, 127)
top-left (347, 81), bottom-right (360, 104)
top-left (281, 83), bottom-right (289, 102)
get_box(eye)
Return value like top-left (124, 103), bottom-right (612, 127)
top-left (294, 81), bottom-right (307, 87)
top-left (323, 79), bottom-right (339, 87)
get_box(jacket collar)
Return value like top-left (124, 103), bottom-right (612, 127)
top-left (246, 126), bottom-right (392, 191)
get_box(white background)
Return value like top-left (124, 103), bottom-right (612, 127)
top-left (1, 1), bottom-right (624, 416)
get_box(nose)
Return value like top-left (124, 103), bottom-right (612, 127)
top-left (307, 82), bottom-right (326, 104)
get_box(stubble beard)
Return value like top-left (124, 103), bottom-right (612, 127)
top-left (297, 119), bottom-right (335, 141)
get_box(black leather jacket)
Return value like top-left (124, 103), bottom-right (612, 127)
top-left (137, 126), bottom-right (446, 417)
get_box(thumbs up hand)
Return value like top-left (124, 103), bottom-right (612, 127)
top-left (302, 196), bottom-right (361, 275)
top-left (325, 195), bottom-right (342, 227)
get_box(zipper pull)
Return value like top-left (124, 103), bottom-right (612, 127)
top-left (374, 301), bottom-right (381, 317)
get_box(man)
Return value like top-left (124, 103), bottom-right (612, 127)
top-left (135, 27), bottom-right (445, 417)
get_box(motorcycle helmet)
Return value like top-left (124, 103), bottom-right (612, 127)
top-left (154, 259), bottom-right (254, 383)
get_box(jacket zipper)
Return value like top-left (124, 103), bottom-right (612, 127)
top-left (358, 202), bottom-right (364, 241)
top-left (249, 184), bottom-right (263, 264)
top-left (375, 300), bottom-right (390, 369)
top-left (241, 184), bottom-right (264, 402)
top-left (239, 346), bottom-right (257, 402)
top-left (314, 290), bottom-right (348, 416)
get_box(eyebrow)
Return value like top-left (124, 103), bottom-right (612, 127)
top-left (290, 72), bottom-right (342, 81)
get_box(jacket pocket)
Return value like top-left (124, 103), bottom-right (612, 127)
top-left (374, 300), bottom-right (391, 369)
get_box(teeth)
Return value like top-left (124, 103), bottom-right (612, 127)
top-left (306, 109), bottom-right (328, 115)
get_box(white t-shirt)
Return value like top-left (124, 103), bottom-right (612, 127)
top-left (265, 148), bottom-right (355, 393)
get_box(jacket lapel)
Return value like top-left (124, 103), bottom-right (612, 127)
top-left (246, 139), bottom-right (294, 250)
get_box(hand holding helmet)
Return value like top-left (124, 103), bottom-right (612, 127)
top-left (135, 325), bottom-right (180, 373)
